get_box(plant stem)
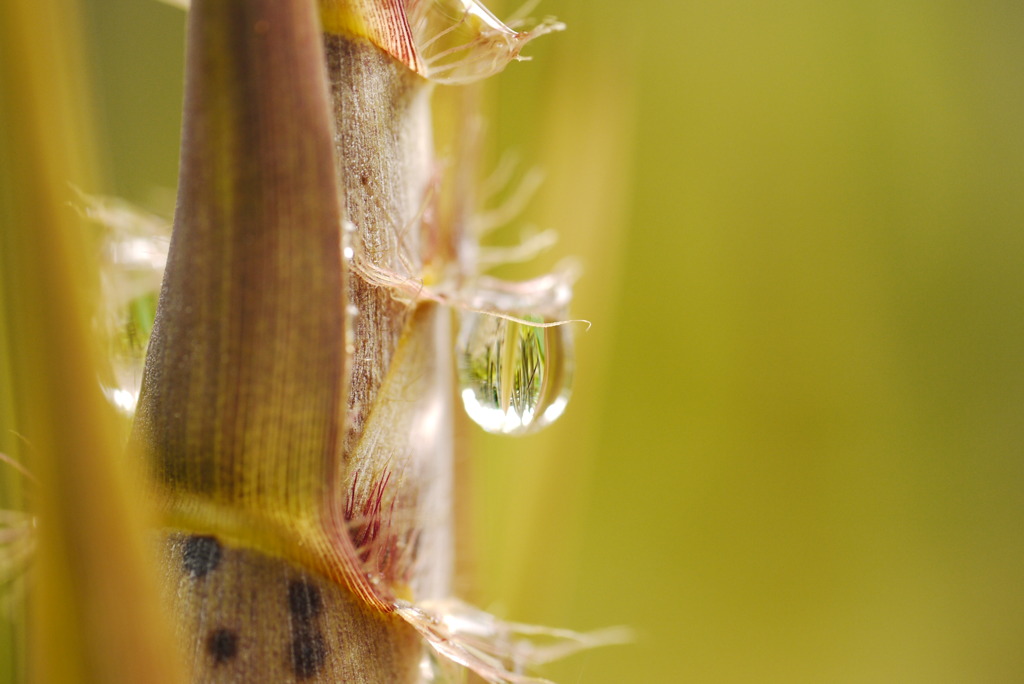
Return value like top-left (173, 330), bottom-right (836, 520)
top-left (133, 1), bottom-right (451, 681)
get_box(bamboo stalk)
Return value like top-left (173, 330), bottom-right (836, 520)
top-left (132, 1), bottom-right (448, 680)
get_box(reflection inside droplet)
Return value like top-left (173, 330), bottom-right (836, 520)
top-left (103, 288), bottom-right (160, 416)
top-left (81, 193), bottom-right (170, 417)
top-left (456, 275), bottom-right (574, 436)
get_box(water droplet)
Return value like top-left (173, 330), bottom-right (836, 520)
top-left (456, 276), bottom-right (573, 435)
top-left (79, 193), bottom-right (170, 416)
top-left (102, 276), bottom-right (161, 416)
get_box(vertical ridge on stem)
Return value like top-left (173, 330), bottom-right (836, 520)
top-left (135, 0), bottom-right (346, 523)
top-left (132, 1), bottom-right (424, 681)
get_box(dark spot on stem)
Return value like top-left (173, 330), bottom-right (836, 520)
top-left (288, 579), bottom-right (323, 624)
top-left (206, 628), bottom-right (239, 665)
top-left (182, 535), bottom-right (222, 578)
top-left (290, 631), bottom-right (326, 679)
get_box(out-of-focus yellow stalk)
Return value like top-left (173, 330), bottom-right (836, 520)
top-left (0, 1), bottom-right (185, 682)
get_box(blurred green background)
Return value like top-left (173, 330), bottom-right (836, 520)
top-left (80, 1), bottom-right (1024, 682)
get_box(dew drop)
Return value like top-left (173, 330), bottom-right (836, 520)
top-left (83, 195), bottom-right (170, 416)
top-left (102, 289), bottom-right (159, 415)
top-left (100, 249), bottom-right (165, 415)
top-left (456, 276), bottom-right (573, 436)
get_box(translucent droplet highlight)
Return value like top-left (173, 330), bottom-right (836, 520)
top-left (103, 289), bottom-right (160, 415)
top-left (456, 275), bottom-right (573, 435)
top-left (80, 193), bottom-right (169, 416)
